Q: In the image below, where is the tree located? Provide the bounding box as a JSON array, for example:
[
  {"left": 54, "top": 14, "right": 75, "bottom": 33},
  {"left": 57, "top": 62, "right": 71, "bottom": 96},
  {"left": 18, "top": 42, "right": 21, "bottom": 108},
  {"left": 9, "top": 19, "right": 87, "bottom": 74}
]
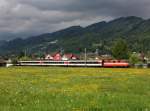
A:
[
  {"left": 18, "top": 51, "right": 25, "bottom": 59},
  {"left": 129, "top": 53, "right": 141, "bottom": 65},
  {"left": 19, "top": 56, "right": 31, "bottom": 61},
  {"left": 111, "top": 39, "right": 129, "bottom": 59}
]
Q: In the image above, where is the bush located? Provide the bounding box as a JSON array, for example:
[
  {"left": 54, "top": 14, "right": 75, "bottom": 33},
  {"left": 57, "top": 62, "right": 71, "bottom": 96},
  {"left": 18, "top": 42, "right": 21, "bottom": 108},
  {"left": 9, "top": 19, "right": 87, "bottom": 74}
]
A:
[{"left": 11, "top": 58, "right": 18, "bottom": 65}]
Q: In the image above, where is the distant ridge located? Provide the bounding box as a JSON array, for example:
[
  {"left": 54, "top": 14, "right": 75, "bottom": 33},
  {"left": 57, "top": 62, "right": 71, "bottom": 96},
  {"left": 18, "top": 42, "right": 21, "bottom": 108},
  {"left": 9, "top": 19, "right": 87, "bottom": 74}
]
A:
[{"left": 0, "top": 16, "right": 150, "bottom": 55}]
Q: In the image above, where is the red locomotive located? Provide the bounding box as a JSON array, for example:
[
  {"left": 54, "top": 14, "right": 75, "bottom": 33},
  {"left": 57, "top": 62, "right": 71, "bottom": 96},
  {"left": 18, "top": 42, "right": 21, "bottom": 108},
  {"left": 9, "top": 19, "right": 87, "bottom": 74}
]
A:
[{"left": 103, "top": 60, "right": 129, "bottom": 68}]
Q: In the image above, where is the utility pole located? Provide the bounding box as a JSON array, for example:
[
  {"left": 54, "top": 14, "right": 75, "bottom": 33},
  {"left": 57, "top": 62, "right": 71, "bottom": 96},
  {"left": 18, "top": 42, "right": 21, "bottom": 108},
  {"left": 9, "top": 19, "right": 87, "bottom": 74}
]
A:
[
  {"left": 24, "top": 48, "right": 28, "bottom": 57},
  {"left": 25, "top": 49, "right": 27, "bottom": 57},
  {"left": 84, "top": 48, "right": 87, "bottom": 66}
]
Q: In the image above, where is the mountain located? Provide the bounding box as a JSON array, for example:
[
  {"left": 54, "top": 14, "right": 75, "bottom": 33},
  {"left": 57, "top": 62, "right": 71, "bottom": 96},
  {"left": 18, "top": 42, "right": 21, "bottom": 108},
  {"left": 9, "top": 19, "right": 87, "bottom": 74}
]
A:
[
  {"left": 0, "top": 40, "right": 7, "bottom": 47},
  {"left": 0, "top": 16, "right": 150, "bottom": 56}
]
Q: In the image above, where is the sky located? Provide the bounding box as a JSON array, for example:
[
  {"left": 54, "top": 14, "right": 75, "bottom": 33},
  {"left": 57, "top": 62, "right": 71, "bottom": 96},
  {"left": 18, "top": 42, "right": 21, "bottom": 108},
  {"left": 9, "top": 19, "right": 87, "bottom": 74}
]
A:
[{"left": 0, "top": 0, "right": 150, "bottom": 40}]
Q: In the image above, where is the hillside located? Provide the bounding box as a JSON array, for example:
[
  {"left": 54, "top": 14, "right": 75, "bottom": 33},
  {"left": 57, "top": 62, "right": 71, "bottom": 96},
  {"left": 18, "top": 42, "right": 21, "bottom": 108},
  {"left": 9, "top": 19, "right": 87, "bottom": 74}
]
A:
[{"left": 0, "top": 16, "right": 150, "bottom": 56}]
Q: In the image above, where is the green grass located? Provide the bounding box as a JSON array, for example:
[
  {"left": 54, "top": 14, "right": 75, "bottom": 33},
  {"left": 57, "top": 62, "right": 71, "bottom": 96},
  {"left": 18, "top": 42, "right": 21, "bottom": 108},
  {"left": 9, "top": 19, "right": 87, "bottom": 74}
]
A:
[{"left": 0, "top": 67, "right": 150, "bottom": 111}]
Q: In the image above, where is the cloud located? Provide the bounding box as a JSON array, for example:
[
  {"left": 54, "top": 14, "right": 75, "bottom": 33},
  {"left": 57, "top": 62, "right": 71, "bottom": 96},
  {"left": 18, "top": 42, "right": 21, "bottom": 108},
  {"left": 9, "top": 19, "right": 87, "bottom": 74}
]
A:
[{"left": 0, "top": 0, "right": 150, "bottom": 40}]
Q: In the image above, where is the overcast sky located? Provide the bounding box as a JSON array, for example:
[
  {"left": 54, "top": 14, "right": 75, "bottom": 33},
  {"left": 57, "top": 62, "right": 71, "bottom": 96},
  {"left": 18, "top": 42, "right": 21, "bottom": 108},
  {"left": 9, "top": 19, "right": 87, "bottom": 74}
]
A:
[{"left": 0, "top": 0, "right": 150, "bottom": 40}]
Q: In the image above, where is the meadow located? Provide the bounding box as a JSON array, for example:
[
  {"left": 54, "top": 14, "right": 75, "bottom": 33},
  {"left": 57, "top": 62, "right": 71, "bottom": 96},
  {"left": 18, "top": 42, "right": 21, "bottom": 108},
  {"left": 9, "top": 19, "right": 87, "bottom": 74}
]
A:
[{"left": 0, "top": 67, "right": 150, "bottom": 111}]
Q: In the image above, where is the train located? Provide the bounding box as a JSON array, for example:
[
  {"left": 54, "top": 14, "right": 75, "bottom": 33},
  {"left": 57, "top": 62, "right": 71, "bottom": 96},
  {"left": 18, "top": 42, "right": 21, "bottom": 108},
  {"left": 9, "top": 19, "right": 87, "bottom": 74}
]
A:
[{"left": 18, "top": 59, "right": 130, "bottom": 68}]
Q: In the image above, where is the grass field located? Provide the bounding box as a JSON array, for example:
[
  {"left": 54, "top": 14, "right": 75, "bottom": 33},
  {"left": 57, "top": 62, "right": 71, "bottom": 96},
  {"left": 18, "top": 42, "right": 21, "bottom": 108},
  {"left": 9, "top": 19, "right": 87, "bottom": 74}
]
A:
[{"left": 0, "top": 67, "right": 150, "bottom": 111}]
